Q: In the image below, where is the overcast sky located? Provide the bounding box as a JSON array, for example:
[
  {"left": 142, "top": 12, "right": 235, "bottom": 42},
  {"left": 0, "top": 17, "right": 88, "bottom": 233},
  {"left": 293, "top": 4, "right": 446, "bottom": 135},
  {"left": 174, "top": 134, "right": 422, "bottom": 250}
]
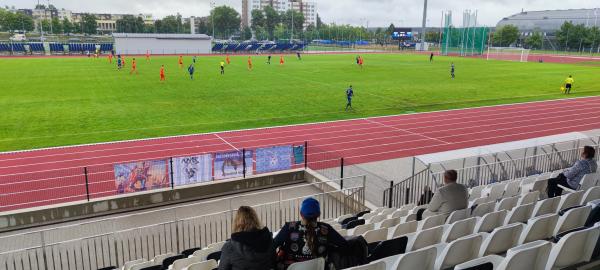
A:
[{"left": 2, "top": 0, "right": 599, "bottom": 27}]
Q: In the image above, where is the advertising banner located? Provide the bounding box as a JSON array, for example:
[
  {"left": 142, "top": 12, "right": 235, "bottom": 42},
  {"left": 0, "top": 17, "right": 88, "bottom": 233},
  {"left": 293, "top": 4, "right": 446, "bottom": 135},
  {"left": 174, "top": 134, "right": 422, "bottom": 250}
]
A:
[
  {"left": 173, "top": 154, "right": 212, "bottom": 186},
  {"left": 114, "top": 160, "right": 170, "bottom": 194},
  {"left": 256, "top": 146, "right": 292, "bottom": 173},
  {"left": 214, "top": 150, "right": 253, "bottom": 180}
]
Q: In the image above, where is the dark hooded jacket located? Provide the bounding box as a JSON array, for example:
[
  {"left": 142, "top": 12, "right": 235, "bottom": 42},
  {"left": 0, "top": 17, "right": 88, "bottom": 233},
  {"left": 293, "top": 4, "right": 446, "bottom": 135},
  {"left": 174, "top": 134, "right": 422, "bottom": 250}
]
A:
[{"left": 218, "top": 227, "right": 276, "bottom": 270}]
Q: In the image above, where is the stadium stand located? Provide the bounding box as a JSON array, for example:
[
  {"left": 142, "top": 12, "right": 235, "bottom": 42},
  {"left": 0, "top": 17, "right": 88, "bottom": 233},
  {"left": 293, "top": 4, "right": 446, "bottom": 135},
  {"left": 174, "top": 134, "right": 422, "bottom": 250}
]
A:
[
  {"left": 117, "top": 170, "right": 600, "bottom": 269},
  {"left": 210, "top": 42, "right": 306, "bottom": 53},
  {"left": 49, "top": 43, "right": 65, "bottom": 54},
  {"left": 100, "top": 43, "right": 114, "bottom": 53},
  {"left": 28, "top": 42, "right": 45, "bottom": 54}
]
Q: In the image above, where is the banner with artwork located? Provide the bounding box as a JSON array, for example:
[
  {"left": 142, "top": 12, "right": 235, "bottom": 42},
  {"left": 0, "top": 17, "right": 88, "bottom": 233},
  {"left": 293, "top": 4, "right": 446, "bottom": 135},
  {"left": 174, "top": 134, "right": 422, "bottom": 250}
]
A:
[
  {"left": 256, "top": 146, "right": 292, "bottom": 173},
  {"left": 114, "top": 160, "right": 170, "bottom": 194},
  {"left": 293, "top": 145, "right": 304, "bottom": 165},
  {"left": 173, "top": 154, "right": 212, "bottom": 186},
  {"left": 214, "top": 150, "right": 253, "bottom": 180}
]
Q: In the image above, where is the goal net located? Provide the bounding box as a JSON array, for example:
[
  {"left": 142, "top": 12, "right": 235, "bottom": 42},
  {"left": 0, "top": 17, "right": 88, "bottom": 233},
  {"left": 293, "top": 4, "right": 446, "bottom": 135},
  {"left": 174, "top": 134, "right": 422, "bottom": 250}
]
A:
[{"left": 486, "top": 47, "right": 530, "bottom": 62}]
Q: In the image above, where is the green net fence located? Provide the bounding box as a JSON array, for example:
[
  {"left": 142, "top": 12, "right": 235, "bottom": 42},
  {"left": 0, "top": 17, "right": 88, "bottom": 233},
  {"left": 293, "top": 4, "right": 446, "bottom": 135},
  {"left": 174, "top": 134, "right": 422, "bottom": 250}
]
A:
[{"left": 441, "top": 26, "right": 489, "bottom": 56}]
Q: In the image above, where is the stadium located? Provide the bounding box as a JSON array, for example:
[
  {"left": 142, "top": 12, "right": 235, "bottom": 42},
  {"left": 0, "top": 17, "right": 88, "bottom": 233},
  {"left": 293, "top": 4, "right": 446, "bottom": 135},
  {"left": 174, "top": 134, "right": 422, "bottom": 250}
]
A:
[{"left": 1, "top": 1, "right": 600, "bottom": 270}]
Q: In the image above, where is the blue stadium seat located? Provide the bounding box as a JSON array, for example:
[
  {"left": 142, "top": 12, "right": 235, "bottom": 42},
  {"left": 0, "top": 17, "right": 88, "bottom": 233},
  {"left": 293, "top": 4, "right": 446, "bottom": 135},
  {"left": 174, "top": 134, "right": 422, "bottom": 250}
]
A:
[
  {"left": 29, "top": 43, "right": 44, "bottom": 52},
  {"left": 224, "top": 44, "right": 238, "bottom": 52},
  {"left": 11, "top": 43, "right": 26, "bottom": 52},
  {"left": 212, "top": 43, "right": 224, "bottom": 51},
  {"left": 0, "top": 43, "right": 11, "bottom": 52},
  {"left": 49, "top": 43, "right": 64, "bottom": 53}
]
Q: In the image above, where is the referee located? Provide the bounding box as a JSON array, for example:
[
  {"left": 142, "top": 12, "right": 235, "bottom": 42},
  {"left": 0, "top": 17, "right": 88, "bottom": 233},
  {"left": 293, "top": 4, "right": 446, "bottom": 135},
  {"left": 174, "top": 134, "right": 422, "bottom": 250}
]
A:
[
  {"left": 565, "top": 75, "right": 574, "bottom": 94},
  {"left": 345, "top": 85, "right": 354, "bottom": 111}
]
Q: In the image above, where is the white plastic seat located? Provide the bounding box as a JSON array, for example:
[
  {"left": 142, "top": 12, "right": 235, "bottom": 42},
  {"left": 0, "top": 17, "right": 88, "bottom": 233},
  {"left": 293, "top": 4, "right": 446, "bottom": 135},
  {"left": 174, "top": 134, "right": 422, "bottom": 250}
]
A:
[
  {"left": 380, "top": 208, "right": 396, "bottom": 217},
  {"left": 504, "top": 203, "right": 534, "bottom": 225},
  {"left": 350, "top": 223, "right": 375, "bottom": 236},
  {"left": 447, "top": 209, "right": 470, "bottom": 224},
  {"left": 455, "top": 240, "right": 552, "bottom": 270},
  {"left": 363, "top": 228, "right": 388, "bottom": 244},
  {"left": 469, "top": 197, "right": 490, "bottom": 208},
  {"left": 400, "top": 213, "right": 418, "bottom": 223},
  {"left": 561, "top": 173, "right": 599, "bottom": 193},
  {"left": 406, "top": 225, "right": 445, "bottom": 252},
  {"left": 442, "top": 217, "right": 477, "bottom": 243},
  {"left": 495, "top": 196, "right": 519, "bottom": 212},
  {"left": 288, "top": 257, "right": 325, "bottom": 270},
  {"left": 557, "top": 191, "right": 585, "bottom": 211},
  {"left": 191, "top": 246, "right": 219, "bottom": 261},
  {"left": 399, "top": 203, "right": 415, "bottom": 212},
  {"left": 531, "top": 197, "right": 560, "bottom": 217},
  {"left": 471, "top": 201, "right": 496, "bottom": 217},
  {"left": 504, "top": 180, "right": 521, "bottom": 198},
  {"left": 152, "top": 253, "right": 175, "bottom": 265},
  {"left": 377, "top": 217, "right": 401, "bottom": 229},
  {"left": 530, "top": 179, "right": 548, "bottom": 199},
  {"left": 546, "top": 225, "right": 600, "bottom": 270},
  {"left": 469, "top": 185, "right": 487, "bottom": 201},
  {"left": 434, "top": 233, "right": 484, "bottom": 270},
  {"left": 479, "top": 223, "right": 524, "bottom": 256},
  {"left": 374, "top": 245, "right": 437, "bottom": 270},
  {"left": 130, "top": 261, "right": 155, "bottom": 270},
  {"left": 418, "top": 214, "right": 448, "bottom": 230},
  {"left": 344, "top": 261, "right": 385, "bottom": 270},
  {"left": 122, "top": 259, "right": 145, "bottom": 270},
  {"left": 389, "top": 209, "right": 409, "bottom": 219},
  {"left": 207, "top": 241, "right": 226, "bottom": 251},
  {"left": 517, "top": 191, "right": 539, "bottom": 205},
  {"left": 486, "top": 182, "right": 507, "bottom": 201},
  {"left": 389, "top": 220, "right": 418, "bottom": 239},
  {"left": 518, "top": 214, "right": 559, "bottom": 244},
  {"left": 582, "top": 186, "right": 600, "bottom": 205},
  {"left": 362, "top": 212, "right": 379, "bottom": 221},
  {"left": 553, "top": 205, "right": 592, "bottom": 235},
  {"left": 186, "top": 260, "right": 218, "bottom": 270},
  {"left": 171, "top": 257, "right": 203, "bottom": 270},
  {"left": 368, "top": 214, "right": 387, "bottom": 225},
  {"left": 474, "top": 210, "right": 508, "bottom": 233}
]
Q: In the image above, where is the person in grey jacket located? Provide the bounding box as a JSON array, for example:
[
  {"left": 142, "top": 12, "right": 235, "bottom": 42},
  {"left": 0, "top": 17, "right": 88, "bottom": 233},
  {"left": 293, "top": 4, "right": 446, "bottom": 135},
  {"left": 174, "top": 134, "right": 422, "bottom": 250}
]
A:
[
  {"left": 219, "top": 206, "right": 276, "bottom": 270},
  {"left": 422, "top": 170, "right": 468, "bottom": 219},
  {"left": 547, "top": 146, "right": 597, "bottom": 197}
]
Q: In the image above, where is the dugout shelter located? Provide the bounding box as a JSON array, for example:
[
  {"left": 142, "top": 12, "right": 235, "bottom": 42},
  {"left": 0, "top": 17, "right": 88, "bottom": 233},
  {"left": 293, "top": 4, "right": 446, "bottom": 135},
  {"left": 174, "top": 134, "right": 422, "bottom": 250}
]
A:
[{"left": 112, "top": 33, "right": 212, "bottom": 55}]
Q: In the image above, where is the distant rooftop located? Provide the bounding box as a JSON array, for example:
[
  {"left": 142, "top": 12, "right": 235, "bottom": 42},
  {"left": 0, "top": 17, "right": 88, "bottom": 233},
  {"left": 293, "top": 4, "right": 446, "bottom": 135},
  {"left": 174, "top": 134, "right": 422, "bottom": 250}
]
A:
[{"left": 497, "top": 8, "right": 600, "bottom": 32}]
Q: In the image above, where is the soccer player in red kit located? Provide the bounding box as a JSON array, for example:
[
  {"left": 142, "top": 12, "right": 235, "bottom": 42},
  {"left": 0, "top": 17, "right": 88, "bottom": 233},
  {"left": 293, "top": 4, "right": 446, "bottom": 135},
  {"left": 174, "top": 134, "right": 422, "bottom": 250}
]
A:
[{"left": 160, "top": 65, "right": 166, "bottom": 81}]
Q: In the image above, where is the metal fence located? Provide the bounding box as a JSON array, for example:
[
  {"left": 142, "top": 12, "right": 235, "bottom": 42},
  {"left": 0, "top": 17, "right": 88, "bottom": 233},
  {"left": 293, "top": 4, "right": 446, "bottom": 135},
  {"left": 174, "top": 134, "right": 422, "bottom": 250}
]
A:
[
  {"left": 0, "top": 177, "right": 366, "bottom": 270},
  {"left": 383, "top": 139, "right": 600, "bottom": 208}
]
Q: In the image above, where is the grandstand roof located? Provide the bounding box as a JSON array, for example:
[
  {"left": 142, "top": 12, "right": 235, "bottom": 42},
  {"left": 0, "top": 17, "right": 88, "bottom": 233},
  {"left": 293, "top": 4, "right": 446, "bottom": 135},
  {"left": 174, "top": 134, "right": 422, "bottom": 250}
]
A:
[
  {"left": 112, "top": 33, "right": 212, "bottom": 40},
  {"left": 497, "top": 8, "right": 600, "bottom": 32}
]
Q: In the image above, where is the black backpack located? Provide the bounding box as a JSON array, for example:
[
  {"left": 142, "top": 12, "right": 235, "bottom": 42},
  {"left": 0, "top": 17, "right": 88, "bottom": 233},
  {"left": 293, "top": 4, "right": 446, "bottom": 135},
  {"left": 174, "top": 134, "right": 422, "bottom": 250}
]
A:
[{"left": 327, "top": 236, "right": 368, "bottom": 270}]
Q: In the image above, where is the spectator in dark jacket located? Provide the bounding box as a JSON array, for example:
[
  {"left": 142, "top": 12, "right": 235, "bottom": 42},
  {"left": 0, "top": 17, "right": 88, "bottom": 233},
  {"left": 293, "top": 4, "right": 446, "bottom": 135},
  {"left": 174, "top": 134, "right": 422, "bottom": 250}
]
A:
[
  {"left": 274, "top": 198, "right": 348, "bottom": 269},
  {"left": 219, "top": 206, "right": 275, "bottom": 270},
  {"left": 548, "top": 146, "right": 597, "bottom": 197}
]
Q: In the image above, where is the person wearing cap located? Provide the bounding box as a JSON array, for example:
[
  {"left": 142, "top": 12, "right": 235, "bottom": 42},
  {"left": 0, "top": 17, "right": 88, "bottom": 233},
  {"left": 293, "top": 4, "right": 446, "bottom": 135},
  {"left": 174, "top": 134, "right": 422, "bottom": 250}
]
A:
[{"left": 273, "top": 198, "right": 348, "bottom": 269}]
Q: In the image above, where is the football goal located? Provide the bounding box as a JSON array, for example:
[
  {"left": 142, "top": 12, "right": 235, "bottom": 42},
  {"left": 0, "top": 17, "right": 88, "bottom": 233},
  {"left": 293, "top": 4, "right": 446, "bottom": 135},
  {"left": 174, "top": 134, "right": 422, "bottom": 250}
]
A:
[{"left": 486, "top": 47, "right": 530, "bottom": 62}]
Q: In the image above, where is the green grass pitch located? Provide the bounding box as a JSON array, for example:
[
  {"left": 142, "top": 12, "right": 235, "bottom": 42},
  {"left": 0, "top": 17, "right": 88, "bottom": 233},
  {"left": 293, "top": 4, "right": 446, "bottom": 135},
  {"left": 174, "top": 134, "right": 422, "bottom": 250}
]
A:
[{"left": 1, "top": 53, "right": 599, "bottom": 152}]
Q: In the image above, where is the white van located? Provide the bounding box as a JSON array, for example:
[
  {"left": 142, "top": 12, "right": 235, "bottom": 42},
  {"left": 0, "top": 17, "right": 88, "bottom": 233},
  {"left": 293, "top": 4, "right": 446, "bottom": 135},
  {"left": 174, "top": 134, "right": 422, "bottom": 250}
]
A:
[{"left": 9, "top": 34, "right": 27, "bottom": 41}]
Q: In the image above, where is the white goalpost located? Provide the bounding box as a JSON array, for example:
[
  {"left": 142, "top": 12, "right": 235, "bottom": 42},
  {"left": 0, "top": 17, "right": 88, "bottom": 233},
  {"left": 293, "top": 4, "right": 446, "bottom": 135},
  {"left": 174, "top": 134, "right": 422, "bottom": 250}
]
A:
[{"left": 486, "top": 47, "right": 530, "bottom": 62}]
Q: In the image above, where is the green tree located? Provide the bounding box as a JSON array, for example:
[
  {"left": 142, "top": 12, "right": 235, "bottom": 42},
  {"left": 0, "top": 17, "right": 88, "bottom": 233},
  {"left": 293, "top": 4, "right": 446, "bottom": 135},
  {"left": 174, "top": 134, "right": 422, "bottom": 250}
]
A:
[
  {"left": 157, "top": 15, "right": 179, "bottom": 33},
  {"left": 250, "top": 9, "right": 265, "bottom": 31},
  {"left": 525, "top": 31, "right": 543, "bottom": 49},
  {"left": 41, "top": 19, "right": 51, "bottom": 33},
  {"left": 263, "top": 6, "right": 279, "bottom": 40},
  {"left": 281, "top": 9, "right": 304, "bottom": 39},
  {"left": 197, "top": 20, "right": 208, "bottom": 34},
  {"left": 493, "top": 25, "right": 519, "bottom": 47},
  {"left": 80, "top": 13, "right": 97, "bottom": 35},
  {"left": 555, "top": 21, "right": 587, "bottom": 50},
  {"left": 116, "top": 15, "right": 140, "bottom": 33},
  {"left": 209, "top": 5, "right": 241, "bottom": 39},
  {"left": 386, "top": 23, "right": 396, "bottom": 36},
  {"left": 585, "top": 26, "right": 600, "bottom": 52},
  {"left": 16, "top": 12, "right": 35, "bottom": 32},
  {"left": 51, "top": 17, "right": 62, "bottom": 34},
  {"left": 62, "top": 18, "right": 73, "bottom": 34},
  {"left": 316, "top": 14, "right": 323, "bottom": 30},
  {"left": 242, "top": 25, "right": 252, "bottom": 40}
]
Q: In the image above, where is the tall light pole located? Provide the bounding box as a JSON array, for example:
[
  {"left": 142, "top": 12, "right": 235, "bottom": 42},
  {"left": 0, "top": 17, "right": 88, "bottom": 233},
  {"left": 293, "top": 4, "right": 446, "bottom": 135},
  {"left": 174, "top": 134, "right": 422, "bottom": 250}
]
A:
[
  {"left": 420, "top": 0, "right": 428, "bottom": 51},
  {"left": 210, "top": 2, "right": 216, "bottom": 38}
]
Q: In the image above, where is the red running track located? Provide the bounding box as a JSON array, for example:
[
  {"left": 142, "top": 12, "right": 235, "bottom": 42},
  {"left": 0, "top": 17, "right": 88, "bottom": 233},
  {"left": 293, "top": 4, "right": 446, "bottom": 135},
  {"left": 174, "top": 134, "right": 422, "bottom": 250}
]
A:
[{"left": 2, "top": 96, "right": 600, "bottom": 212}]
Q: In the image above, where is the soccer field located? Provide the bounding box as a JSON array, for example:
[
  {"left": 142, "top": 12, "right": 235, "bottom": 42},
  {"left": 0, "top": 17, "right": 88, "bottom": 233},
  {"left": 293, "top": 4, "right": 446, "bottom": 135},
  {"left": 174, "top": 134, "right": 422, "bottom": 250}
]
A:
[{"left": 1, "top": 53, "right": 599, "bottom": 152}]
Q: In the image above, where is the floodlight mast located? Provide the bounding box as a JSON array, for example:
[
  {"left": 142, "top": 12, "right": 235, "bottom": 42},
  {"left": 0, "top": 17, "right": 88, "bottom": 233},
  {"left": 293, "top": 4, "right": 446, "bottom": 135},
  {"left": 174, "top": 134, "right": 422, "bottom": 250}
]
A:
[{"left": 420, "top": 0, "right": 428, "bottom": 51}]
